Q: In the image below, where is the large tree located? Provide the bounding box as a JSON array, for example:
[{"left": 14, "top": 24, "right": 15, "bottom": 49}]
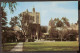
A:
[
  {"left": 19, "top": 12, "right": 34, "bottom": 39},
  {"left": 41, "top": 26, "right": 47, "bottom": 33},
  {"left": 1, "top": 2, "right": 17, "bottom": 48},
  {"left": 49, "top": 27, "right": 58, "bottom": 38},
  {"left": 9, "top": 16, "right": 19, "bottom": 28},
  {"left": 57, "top": 17, "right": 70, "bottom": 41},
  {"left": 49, "top": 17, "right": 70, "bottom": 41},
  {"left": 56, "top": 20, "right": 64, "bottom": 27},
  {"left": 19, "top": 12, "right": 30, "bottom": 31},
  {"left": 1, "top": 2, "right": 17, "bottom": 29},
  {"left": 61, "top": 17, "right": 70, "bottom": 27},
  {"left": 49, "top": 18, "right": 55, "bottom": 28},
  {"left": 1, "top": 7, "right": 7, "bottom": 31},
  {"left": 1, "top": 2, "right": 17, "bottom": 30},
  {"left": 54, "top": 18, "right": 59, "bottom": 26},
  {"left": 1, "top": 2, "right": 17, "bottom": 13},
  {"left": 53, "top": 17, "right": 70, "bottom": 27}
]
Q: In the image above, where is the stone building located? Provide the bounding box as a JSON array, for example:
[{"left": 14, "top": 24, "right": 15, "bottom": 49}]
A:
[
  {"left": 20, "top": 7, "right": 40, "bottom": 24},
  {"left": 20, "top": 8, "right": 41, "bottom": 40}
]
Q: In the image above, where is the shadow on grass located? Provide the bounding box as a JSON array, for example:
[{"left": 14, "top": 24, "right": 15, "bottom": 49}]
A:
[
  {"left": 23, "top": 46, "right": 79, "bottom": 51},
  {"left": 23, "top": 41, "right": 79, "bottom": 51},
  {"left": 2, "top": 42, "right": 18, "bottom": 52}
]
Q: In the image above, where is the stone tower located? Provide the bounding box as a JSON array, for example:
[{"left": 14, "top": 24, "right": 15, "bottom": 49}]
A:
[{"left": 33, "top": 7, "right": 35, "bottom": 13}]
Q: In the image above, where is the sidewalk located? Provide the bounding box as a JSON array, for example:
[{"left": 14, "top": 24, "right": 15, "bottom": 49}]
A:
[{"left": 10, "top": 42, "right": 23, "bottom": 52}]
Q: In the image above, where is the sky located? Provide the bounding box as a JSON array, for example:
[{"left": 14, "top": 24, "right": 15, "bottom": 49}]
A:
[{"left": 3, "top": 1, "right": 78, "bottom": 26}]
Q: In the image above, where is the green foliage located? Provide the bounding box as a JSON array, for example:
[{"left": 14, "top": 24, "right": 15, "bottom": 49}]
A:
[
  {"left": 19, "top": 13, "right": 30, "bottom": 30},
  {"left": 61, "top": 17, "right": 70, "bottom": 27},
  {"left": 41, "top": 26, "right": 47, "bottom": 33},
  {"left": 53, "top": 17, "right": 70, "bottom": 27},
  {"left": 49, "top": 18, "right": 55, "bottom": 27},
  {"left": 1, "top": 2, "right": 17, "bottom": 13},
  {"left": 49, "top": 27, "right": 58, "bottom": 38},
  {"left": 9, "top": 16, "right": 19, "bottom": 28},
  {"left": 68, "top": 30, "right": 78, "bottom": 41},
  {"left": 54, "top": 18, "right": 59, "bottom": 26},
  {"left": 1, "top": 2, "right": 17, "bottom": 31},
  {"left": 49, "top": 17, "right": 71, "bottom": 41},
  {"left": 2, "top": 28, "right": 24, "bottom": 43},
  {"left": 2, "top": 31, "right": 16, "bottom": 43},
  {"left": 19, "top": 13, "right": 35, "bottom": 38},
  {"left": 56, "top": 20, "right": 64, "bottom": 27},
  {"left": 1, "top": 7, "right": 7, "bottom": 28}
]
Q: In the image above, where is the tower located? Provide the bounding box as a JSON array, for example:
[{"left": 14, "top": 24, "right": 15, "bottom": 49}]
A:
[
  {"left": 33, "top": 7, "right": 35, "bottom": 13},
  {"left": 26, "top": 9, "right": 28, "bottom": 13},
  {"left": 33, "top": 7, "right": 36, "bottom": 23}
]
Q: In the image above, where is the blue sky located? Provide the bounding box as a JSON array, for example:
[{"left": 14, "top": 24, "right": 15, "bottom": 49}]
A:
[{"left": 4, "top": 1, "right": 78, "bottom": 26}]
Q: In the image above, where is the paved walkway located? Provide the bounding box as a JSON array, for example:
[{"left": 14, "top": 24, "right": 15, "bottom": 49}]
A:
[{"left": 10, "top": 42, "right": 23, "bottom": 52}]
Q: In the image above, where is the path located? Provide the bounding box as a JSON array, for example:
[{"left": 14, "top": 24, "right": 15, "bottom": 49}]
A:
[{"left": 10, "top": 42, "right": 23, "bottom": 52}]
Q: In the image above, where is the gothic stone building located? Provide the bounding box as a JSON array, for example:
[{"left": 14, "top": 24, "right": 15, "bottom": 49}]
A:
[{"left": 20, "top": 8, "right": 41, "bottom": 40}]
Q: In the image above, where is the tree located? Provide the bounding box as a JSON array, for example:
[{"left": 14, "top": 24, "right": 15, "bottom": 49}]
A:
[
  {"left": 1, "top": 2, "right": 17, "bottom": 49},
  {"left": 68, "top": 29, "right": 78, "bottom": 41},
  {"left": 56, "top": 20, "right": 64, "bottom": 27},
  {"left": 49, "top": 18, "right": 55, "bottom": 27},
  {"left": 1, "top": 8, "right": 7, "bottom": 48},
  {"left": 1, "top": 2, "right": 17, "bottom": 13},
  {"left": 54, "top": 18, "right": 59, "bottom": 26},
  {"left": 1, "top": 2, "right": 17, "bottom": 27},
  {"left": 41, "top": 26, "right": 47, "bottom": 33},
  {"left": 53, "top": 17, "right": 70, "bottom": 27},
  {"left": 1, "top": 2, "right": 17, "bottom": 31},
  {"left": 58, "top": 28, "right": 66, "bottom": 41},
  {"left": 19, "top": 13, "right": 29, "bottom": 30},
  {"left": 61, "top": 17, "right": 70, "bottom": 27},
  {"left": 55, "top": 17, "right": 70, "bottom": 41},
  {"left": 48, "top": 17, "right": 70, "bottom": 41},
  {"left": 19, "top": 12, "right": 34, "bottom": 39},
  {"left": 49, "top": 27, "right": 58, "bottom": 39},
  {"left": 9, "top": 16, "right": 19, "bottom": 28},
  {"left": 1, "top": 7, "right": 7, "bottom": 31},
  {"left": 48, "top": 18, "right": 57, "bottom": 39}
]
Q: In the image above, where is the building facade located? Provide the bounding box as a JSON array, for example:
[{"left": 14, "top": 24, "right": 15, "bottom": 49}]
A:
[
  {"left": 20, "top": 8, "right": 41, "bottom": 41},
  {"left": 20, "top": 7, "right": 40, "bottom": 24}
]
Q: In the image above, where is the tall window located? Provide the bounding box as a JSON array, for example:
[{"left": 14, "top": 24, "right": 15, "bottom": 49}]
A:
[
  {"left": 29, "top": 16, "right": 34, "bottom": 23},
  {"left": 36, "top": 14, "right": 39, "bottom": 24}
]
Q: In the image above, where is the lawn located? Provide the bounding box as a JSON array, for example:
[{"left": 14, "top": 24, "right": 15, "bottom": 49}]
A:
[
  {"left": 2, "top": 42, "right": 18, "bottom": 52},
  {"left": 23, "top": 41, "right": 79, "bottom": 51}
]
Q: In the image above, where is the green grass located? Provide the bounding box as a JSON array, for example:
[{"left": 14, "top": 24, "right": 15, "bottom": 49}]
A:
[
  {"left": 23, "top": 41, "right": 79, "bottom": 51},
  {"left": 2, "top": 42, "right": 18, "bottom": 52}
]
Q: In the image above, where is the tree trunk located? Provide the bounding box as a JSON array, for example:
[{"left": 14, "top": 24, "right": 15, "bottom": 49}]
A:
[
  {"left": 61, "top": 37, "right": 62, "bottom": 41},
  {"left": 31, "top": 34, "right": 32, "bottom": 39},
  {"left": 61, "top": 34, "right": 63, "bottom": 41}
]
